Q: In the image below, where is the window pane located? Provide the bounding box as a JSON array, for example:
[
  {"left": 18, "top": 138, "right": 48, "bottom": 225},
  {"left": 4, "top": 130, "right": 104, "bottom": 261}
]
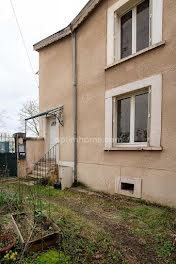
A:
[
  {"left": 135, "top": 93, "right": 148, "bottom": 142},
  {"left": 117, "top": 97, "right": 130, "bottom": 143},
  {"left": 121, "top": 11, "right": 132, "bottom": 59},
  {"left": 137, "top": 0, "right": 149, "bottom": 52}
]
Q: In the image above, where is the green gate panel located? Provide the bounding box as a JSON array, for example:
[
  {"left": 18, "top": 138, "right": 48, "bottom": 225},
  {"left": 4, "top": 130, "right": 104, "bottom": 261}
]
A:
[{"left": 0, "top": 153, "right": 17, "bottom": 177}]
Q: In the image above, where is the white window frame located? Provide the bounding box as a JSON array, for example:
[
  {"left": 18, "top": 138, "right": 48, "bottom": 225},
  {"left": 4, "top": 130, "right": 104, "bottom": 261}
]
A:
[
  {"left": 105, "top": 74, "right": 162, "bottom": 150},
  {"left": 115, "top": 1, "right": 152, "bottom": 60},
  {"left": 113, "top": 88, "right": 150, "bottom": 147},
  {"left": 107, "top": 0, "right": 163, "bottom": 65}
]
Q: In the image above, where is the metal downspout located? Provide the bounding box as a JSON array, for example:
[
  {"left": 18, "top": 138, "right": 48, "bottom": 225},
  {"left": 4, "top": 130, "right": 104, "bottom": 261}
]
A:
[{"left": 73, "top": 30, "right": 77, "bottom": 186}]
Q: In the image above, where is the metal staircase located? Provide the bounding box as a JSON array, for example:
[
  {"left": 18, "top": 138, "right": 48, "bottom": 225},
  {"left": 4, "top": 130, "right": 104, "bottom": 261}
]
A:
[{"left": 27, "top": 143, "right": 58, "bottom": 184}]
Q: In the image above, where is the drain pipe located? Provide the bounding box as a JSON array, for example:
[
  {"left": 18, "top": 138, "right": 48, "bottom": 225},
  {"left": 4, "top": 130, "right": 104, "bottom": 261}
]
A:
[{"left": 73, "top": 30, "right": 77, "bottom": 186}]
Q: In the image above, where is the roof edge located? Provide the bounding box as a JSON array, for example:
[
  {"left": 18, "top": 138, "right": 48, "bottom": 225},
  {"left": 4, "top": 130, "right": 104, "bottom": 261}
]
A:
[{"left": 33, "top": 0, "right": 103, "bottom": 51}]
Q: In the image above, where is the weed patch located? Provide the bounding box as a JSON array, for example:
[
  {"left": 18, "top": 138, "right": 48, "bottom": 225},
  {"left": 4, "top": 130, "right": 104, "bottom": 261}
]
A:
[
  {"left": 0, "top": 183, "right": 175, "bottom": 263},
  {"left": 0, "top": 189, "right": 23, "bottom": 214}
]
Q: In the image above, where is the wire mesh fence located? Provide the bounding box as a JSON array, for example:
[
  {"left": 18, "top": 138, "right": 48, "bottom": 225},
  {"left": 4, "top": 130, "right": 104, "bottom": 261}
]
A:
[{"left": 0, "top": 133, "right": 15, "bottom": 153}]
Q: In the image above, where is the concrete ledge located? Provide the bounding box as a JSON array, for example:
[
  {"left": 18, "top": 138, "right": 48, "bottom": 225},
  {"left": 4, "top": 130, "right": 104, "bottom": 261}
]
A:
[
  {"left": 105, "top": 41, "right": 166, "bottom": 70},
  {"left": 104, "top": 146, "right": 163, "bottom": 151},
  {"left": 59, "top": 161, "right": 74, "bottom": 168}
]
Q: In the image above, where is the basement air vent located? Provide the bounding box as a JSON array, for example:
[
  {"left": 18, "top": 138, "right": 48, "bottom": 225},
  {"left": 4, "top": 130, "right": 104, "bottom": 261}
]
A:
[
  {"left": 121, "top": 182, "right": 134, "bottom": 193},
  {"left": 116, "top": 176, "right": 142, "bottom": 198}
]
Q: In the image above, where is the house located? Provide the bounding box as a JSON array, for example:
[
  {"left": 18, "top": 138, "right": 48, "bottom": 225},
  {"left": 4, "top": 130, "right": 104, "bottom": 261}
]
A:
[{"left": 31, "top": 0, "right": 176, "bottom": 207}]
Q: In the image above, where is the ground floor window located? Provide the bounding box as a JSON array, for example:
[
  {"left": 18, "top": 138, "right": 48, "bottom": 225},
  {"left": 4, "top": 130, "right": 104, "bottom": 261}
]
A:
[
  {"left": 105, "top": 74, "right": 162, "bottom": 150},
  {"left": 114, "top": 89, "right": 149, "bottom": 145}
]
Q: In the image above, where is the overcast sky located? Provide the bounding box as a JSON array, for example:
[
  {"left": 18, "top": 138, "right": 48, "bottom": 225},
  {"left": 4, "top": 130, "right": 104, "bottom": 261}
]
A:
[{"left": 0, "top": 0, "right": 88, "bottom": 134}]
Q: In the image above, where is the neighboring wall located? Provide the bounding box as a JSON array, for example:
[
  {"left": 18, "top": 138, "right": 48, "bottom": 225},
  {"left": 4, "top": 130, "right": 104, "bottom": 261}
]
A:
[
  {"left": 39, "top": 0, "right": 176, "bottom": 207},
  {"left": 25, "top": 138, "right": 45, "bottom": 174},
  {"left": 18, "top": 137, "right": 44, "bottom": 178}
]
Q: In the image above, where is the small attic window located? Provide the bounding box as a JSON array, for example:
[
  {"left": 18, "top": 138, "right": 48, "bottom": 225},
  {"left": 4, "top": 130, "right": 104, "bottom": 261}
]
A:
[{"left": 121, "top": 182, "right": 134, "bottom": 192}]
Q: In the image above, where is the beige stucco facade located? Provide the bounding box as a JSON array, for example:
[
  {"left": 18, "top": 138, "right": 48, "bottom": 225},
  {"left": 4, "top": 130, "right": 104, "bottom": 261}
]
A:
[
  {"left": 36, "top": 0, "right": 176, "bottom": 207},
  {"left": 17, "top": 136, "right": 44, "bottom": 178},
  {"left": 25, "top": 138, "right": 45, "bottom": 174}
]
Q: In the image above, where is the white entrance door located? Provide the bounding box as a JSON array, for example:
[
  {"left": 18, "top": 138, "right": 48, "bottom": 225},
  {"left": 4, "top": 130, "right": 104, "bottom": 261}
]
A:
[{"left": 48, "top": 118, "right": 57, "bottom": 150}]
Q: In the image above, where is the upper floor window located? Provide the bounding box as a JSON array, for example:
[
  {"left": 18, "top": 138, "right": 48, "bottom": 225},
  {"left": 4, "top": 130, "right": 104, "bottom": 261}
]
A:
[
  {"left": 107, "top": 0, "right": 163, "bottom": 65},
  {"left": 115, "top": 0, "right": 150, "bottom": 60},
  {"left": 136, "top": 0, "right": 150, "bottom": 52},
  {"left": 120, "top": 10, "right": 133, "bottom": 59},
  {"left": 120, "top": 0, "right": 150, "bottom": 59}
]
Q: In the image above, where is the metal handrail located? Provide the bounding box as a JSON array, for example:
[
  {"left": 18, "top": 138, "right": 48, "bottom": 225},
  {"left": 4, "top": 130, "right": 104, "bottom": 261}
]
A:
[
  {"left": 33, "top": 143, "right": 58, "bottom": 181},
  {"left": 34, "top": 143, "right": 58, "bottom": 166}
]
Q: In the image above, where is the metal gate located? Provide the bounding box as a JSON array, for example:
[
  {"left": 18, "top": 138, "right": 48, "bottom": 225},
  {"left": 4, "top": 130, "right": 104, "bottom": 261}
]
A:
[{"left": 0, "top": 133, "right": 17, "bottom": 178}]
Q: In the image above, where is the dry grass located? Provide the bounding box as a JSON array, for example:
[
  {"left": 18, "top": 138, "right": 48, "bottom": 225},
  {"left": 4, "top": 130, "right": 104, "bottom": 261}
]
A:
[{"left": 0, "top": 182, "right": 175, "bottom": 264}]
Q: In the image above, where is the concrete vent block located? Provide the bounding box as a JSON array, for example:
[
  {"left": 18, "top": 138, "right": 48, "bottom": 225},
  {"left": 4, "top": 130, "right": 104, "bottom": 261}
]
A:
[{"left": 115, "top": 176, "right": 142, "bottom": 198}]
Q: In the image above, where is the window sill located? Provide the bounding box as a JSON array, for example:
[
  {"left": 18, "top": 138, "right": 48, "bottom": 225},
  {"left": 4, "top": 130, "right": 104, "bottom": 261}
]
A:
[
  {"left": 105, "top": 41, "right": 166, "bottom": 71},
  {"left": 104, "top": 146, "right": 163, "bottom": 151}
]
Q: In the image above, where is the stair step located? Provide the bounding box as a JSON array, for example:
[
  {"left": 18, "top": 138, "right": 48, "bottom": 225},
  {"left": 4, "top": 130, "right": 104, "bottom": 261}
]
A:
[
  {"left": 21, "top": 181, "right": 35, "bottom": 186},
  {"left": 33, "top": 168, "right": 57, "bottom": 176},
  {"left": 32, "top": 171, "right": 49, "bottom": 177},
  {"left": 37, "top": 164, "right": 56, "bottom": 168},
  {"left": 33, "top": 166, "right": 56, "bottom": 172},
  {"left": 27, "top": 174, "right": 46, "bottom": 180},
  {"left": 38, "top": 160, "right": 56, "bottom": 163}
]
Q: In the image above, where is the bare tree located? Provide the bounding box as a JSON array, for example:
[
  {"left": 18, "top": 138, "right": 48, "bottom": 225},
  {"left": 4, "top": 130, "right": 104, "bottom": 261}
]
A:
[{"left": 19, "top": 99, "right": 39, "bottom": 136}]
